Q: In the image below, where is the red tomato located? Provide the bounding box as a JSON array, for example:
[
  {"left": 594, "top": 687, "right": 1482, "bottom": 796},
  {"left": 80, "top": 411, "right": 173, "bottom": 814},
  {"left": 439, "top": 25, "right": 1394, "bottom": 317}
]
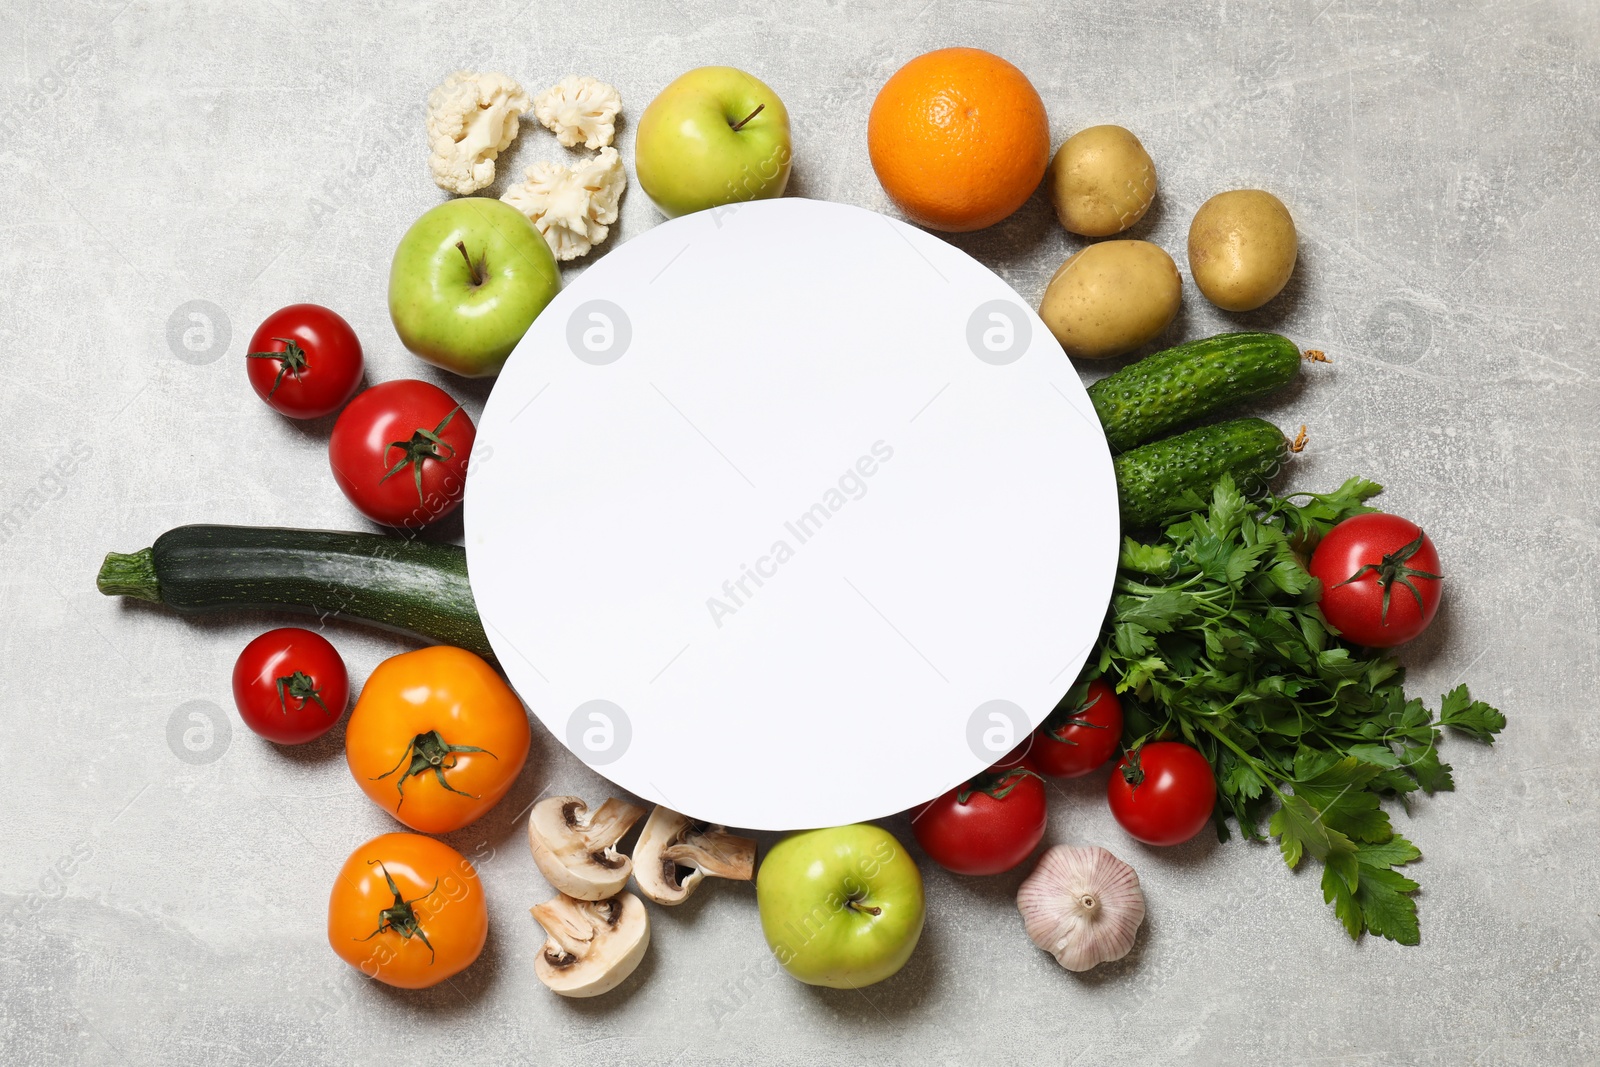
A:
[
  {"left": 231, "top": 627, "right": 350, "bottom": 744},
  {"left": 912, "top": 767, "right": 1048, "bottom": 876},
  {"left": 329, "top": 380, "right": 474, "bottom": 528},
  {"left": 1309, "top": 513, "right": 1442, "bottom": 648},
  {"left": 1107, "top": 742, "right": 1215, "bottom": 846},
  {"left": 245, "top": 304, "right": 364, "bottom": 419},
  {"left": 1031, "top": 679, "right": 1123, "bottom": 778}
]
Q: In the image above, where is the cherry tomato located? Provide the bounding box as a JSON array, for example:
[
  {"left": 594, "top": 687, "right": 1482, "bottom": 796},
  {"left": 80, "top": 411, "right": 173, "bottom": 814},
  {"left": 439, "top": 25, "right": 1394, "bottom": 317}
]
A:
[
  {"left": 345, "top": 646, "right": 530, "bottom": 834},
  {"left": 1309, "top": 513, "right": 1442, "bottom": 648},
  {"left": 245, "top": 304, "right": 364, "bottom": 419},
  {"left": 230, "top": 627, "right": 349, "bottom": 744},
  {"left": 1107, "top": 741, "right": 1216, "bottom": 846},
  {"left": 912, "top": 766, "right": 1048, "bottom": 876},
  {"left": 1030, "top": 679, "right": 1123, "bottom": 778},
  {"left": 327, "top": 832, "right": 487, "bottom": 989},
  {"left": 328, "top": 380, "right": 474, "bottom": 528}
]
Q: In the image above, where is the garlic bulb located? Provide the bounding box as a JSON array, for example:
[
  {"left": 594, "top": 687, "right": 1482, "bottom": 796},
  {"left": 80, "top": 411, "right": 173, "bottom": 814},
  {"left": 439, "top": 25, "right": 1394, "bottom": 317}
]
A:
[{"left": 1017, "top": 845, "right": 1145, "bottom": 971}]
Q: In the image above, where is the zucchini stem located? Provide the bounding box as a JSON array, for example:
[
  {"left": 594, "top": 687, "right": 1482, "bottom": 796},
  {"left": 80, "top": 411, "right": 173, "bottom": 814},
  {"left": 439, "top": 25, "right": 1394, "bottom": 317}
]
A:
[{"left": 97, "top": 549, "right": 160, "bottom": 603}]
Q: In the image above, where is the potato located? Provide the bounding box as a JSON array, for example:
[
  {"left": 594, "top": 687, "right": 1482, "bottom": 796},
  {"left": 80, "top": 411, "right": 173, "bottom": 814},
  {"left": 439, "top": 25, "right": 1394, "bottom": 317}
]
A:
[
  {"left": 1038, "top": 240, "right": 1182, "bottom": 360},
  {"left": 1187, "top": 189, "right": 1298, "bottom": 311},
  {"left": 1048, "top": 125, "right": 1157, "bottom": 237}
]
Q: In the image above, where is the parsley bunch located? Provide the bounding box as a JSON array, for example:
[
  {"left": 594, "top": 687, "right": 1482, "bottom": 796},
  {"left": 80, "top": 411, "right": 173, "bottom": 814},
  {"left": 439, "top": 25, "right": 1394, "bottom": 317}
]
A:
[{"left": 1091, "top": 475, "right": 1506, "bottom": 944}]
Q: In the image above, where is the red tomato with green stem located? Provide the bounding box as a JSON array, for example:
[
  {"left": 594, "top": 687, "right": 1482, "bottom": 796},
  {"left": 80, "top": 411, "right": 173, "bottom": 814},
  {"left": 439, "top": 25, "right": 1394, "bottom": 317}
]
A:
[
  {"left": 245, "top": 304, "right": 364, "bottom": 419},
  {"left": 232, "top": 627, "right": 350, "bottom": 744},
  {"left": 329, "top": 380, "right": 474, "bottom": 528},
  {"left": 1107, "top": 741, "right": 1216, "bottom": 846},
  {"left": 1309, "top": 513, "right": 1442, "bottom": 648},
  {"left": 1030, "top": 678, "right": 1123, "bottom": 778},
  {"left": 912, "top": 766, "right": 1048, "bottom": 876}
]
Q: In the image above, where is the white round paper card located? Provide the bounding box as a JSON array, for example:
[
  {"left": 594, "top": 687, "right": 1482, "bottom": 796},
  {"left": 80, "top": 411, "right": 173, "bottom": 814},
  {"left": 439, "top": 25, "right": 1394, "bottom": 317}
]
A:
[{"left": 466, "top": 198, "right": 1117, "bottom": 831}]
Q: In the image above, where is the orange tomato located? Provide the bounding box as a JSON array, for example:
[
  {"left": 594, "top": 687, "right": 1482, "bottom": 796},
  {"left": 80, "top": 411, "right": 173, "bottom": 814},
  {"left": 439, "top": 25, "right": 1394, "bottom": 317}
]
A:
[
  {"left": 346, "top": 646, "right": 530, "bottom": 833},
  {"left": 867, "top": 48, "right": 1050, "bottom": 232},
  {"left": 327, "top": 832, "right": 488, "bottom": 989}
]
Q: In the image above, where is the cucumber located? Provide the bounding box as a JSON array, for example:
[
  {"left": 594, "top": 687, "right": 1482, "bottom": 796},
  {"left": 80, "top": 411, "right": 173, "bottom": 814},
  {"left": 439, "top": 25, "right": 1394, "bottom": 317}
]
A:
[
  {"left": 1113, "top": 417, "right": 1290, "bottom": 529},
  {"left": 96, "top": 525, "right": 491, "bottom": 657},
  {"left": 1088, "top": 332, "right": 1309, "bottom": 452}
]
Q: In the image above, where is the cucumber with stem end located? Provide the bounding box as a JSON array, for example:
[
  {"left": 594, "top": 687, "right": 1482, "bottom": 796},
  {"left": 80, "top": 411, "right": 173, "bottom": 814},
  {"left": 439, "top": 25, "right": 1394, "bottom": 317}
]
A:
[
  {"left": 1088, "top": 332, "right": 1323, "bottom": 453},
  {"left": 1113, "top": 417, "right": 1295, "bottom": 530},
  {"left": 97, "top": 525, "right": 491, "bottom": 658}
]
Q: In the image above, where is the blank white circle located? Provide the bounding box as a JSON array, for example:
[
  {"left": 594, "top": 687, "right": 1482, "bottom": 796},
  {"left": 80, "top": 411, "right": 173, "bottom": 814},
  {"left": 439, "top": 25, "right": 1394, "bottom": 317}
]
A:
[{"left": 466, "top": 198, "right": 1117, "bottom": 831}]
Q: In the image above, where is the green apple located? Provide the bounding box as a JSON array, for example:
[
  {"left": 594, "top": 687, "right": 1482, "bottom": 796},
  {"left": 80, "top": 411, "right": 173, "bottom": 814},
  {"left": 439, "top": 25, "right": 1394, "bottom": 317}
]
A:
[
  {"left": 388, "top": 197, "right": 560, "bottom": 377},
  {"left": 756, "top": 823, "right": 924, "bottom": 989},
  {"left": 635, "top": 66, "right": 792, "bottom": 218}
]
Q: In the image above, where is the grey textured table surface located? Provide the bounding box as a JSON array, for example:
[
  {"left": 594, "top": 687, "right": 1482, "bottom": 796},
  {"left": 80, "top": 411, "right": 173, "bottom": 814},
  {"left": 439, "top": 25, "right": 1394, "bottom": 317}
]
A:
[{"left": 4, "top": 1, "right": 1597, "bottom": 1064}]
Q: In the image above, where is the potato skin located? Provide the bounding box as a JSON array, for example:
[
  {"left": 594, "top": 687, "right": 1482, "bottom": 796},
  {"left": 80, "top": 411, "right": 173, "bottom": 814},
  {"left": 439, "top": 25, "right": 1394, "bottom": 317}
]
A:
[
  {"left": 1048, "top": 126, "right": 1157, "bottom": 237},
  {"left": 1038, "top": 240, "right": 1182, "bottom": 360},
  {"left": 1187, "top": 190, "right": 1298, "bottom": 312}
]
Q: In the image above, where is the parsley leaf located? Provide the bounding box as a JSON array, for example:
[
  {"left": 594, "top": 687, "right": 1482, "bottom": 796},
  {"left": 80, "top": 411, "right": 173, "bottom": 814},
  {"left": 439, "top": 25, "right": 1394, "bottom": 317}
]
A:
[
  {"left": 1439, "top": 683, "right": 1508, "bottom": 742},
  {"left": 1119, "top": 537, "right": 1173, "bottom": 575},
  {"left": 1354, "top": 835, "right": 1421, "bottom": 869},
  {"left": 1269, "top": 794, "right": 1355, "bottom": 868},
  {"left": 1355, "top": 867, "right": 1421, "bottom": 946},
  {"left": 1087, "top": 475, "right": 1507, "bottom": 943}
]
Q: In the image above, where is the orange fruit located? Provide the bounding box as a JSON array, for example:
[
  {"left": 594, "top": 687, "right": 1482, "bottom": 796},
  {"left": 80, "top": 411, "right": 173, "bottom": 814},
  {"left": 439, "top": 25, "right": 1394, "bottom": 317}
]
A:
[{"left": 868, "top": 48, "right": 1051, "bottom": 233}]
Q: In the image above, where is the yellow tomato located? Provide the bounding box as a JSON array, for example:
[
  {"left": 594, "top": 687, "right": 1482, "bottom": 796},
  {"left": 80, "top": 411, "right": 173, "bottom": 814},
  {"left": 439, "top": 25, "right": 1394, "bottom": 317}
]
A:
[
  {"left": 327, "top": 832, "right": 487, "bottom": 989},
  {"left": 346, "top": 646, "right": 530, "bottom": 833}
]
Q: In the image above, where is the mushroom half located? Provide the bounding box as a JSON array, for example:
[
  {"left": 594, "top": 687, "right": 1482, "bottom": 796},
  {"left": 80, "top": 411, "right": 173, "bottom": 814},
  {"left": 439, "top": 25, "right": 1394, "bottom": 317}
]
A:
[
  {"left": 632, "top": 805, "right": 757, "bottom": 905},
  {"left": 530, "top": 891, "right": 650, "bottom": 997},
  {"left": 528, "top": 795, "right": 648, "bottom": 900}
]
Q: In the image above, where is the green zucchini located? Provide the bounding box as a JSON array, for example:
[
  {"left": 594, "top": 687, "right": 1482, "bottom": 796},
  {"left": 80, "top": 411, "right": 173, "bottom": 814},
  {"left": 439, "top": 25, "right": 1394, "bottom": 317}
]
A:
[
  {"left": 96, "top": 525, "right": 491, "bottom": 657},
  {"left": 1113, "top": 417, "right": 1291, "bottom": 529},
  {"left": 1088, "top": 332, "right": 1314, "bottom": 453}
]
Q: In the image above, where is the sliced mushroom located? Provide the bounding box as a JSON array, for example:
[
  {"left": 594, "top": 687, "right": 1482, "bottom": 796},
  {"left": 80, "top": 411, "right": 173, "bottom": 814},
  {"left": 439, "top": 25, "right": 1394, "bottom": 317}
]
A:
[
  {"left": 530, "top": 891, "right": 650, "bottom": 997},
  {"left": 632, "top": 805, "right": 757, "bottom": 905},
  {"left": 528, "top": 795, "right": 648, "bottom": 900}
]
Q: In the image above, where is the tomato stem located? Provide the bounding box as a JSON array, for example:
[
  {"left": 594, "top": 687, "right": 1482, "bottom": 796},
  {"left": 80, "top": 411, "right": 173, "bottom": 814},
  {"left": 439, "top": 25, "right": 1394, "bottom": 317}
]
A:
[
  {"left": 1042, "top": 684, "right": 1109, "bottom": 743},
  {"left": 275, "top": 670, "right": 329, "bottom": 716},
  {"left": 1119, "top": 746, "right": 1146, "bottom": 789},
  {"left": 245, "top": 338, "right": 309, "bottom": 396},
  {"left": 370, "top": 729, "right": 496, "bottom": 812},
  {"left": 353, "top": 861, "right": 438, "bottom": 963},
  {"left": 378, "top": 405, "right": 465, "bottom": 507},
  {"left": 957, "top": 766, "right": 1042, "bottom": 804},
  {"left": 1334, "top": 531, "right": 1441, "bottom": 624}
]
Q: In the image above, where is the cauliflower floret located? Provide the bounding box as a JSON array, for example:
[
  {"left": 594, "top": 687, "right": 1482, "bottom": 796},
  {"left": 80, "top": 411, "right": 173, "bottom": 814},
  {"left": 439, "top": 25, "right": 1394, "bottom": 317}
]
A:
[
  {"left": 501, "top": 147, "right": 626, "bottom": 261},
  {"left": 533, "top": 76, "right": 622, "bottom": 150},
  {"left": 426, "top": 70, "right": 532, "bottom": 195}
]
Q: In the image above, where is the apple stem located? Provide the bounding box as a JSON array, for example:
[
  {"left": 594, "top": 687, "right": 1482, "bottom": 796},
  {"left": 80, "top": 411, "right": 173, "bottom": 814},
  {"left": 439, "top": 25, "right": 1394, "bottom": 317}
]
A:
[
  {"left": 729, "top": 103, "right": 765, "bottom": 132},
  {"left": 846, "top": 898, "right": 881, "bottom": 916},
  {"left": 455, "top": 240, "right": 484, "bottom": 287}
]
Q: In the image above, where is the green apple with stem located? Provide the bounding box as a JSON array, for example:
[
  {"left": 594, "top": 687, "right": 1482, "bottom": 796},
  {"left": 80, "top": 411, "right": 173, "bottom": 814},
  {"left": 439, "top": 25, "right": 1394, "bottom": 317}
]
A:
[
  {"left": 635, "top": 66, "right": 792, "bottom": 218},
  {"left": 756, "top": 823, "right": 925, "bottom": 989},
  {"left": 388, "top": 197, "right": 560, "bottom": 378}
]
